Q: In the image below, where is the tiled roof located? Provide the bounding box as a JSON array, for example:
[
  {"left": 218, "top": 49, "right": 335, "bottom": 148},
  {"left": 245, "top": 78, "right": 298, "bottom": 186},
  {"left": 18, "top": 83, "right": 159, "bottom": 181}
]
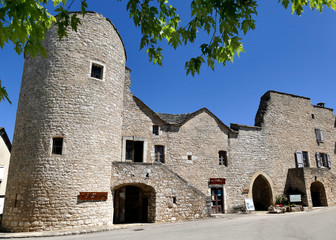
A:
[{"left": 155, "top": 113, "right": 194, "bottom": 125}]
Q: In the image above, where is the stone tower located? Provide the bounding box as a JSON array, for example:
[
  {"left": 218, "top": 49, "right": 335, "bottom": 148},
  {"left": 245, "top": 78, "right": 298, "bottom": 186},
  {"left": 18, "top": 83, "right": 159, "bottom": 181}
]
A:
[{"left": 2, "top": 12, "right": 126, "bottom": 231}]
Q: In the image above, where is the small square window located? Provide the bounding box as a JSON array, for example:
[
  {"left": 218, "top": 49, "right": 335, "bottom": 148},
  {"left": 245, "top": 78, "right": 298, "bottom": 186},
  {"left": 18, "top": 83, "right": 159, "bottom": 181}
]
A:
[
  {"left": 172, "top": 197, "right": 177, "bottom": 204},
  {"left": 52, "top": 138, "right": 63, "bottom": 155},
  {"left": 153, "top": 125, "right": 159, "bottom": 135},
  {"left": 91, "top": 63, "right": 104, "bottom": 80},
  {"left": 187, "top": 155, "right": 192, "bottom": 161}
]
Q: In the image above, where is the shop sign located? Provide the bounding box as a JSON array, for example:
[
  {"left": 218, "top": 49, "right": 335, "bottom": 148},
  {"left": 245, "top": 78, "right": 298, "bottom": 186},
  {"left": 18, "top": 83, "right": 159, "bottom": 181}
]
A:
[
  {"left": 289, "top": 194, "right": 301, "bottom": 202},
  {"left": 209, "top": 178, "right": 226, "bottom": 185},
  {"left": 79, "top": 192, "right": 108, "bottom": 201},
  {"left": 245, "top": 198, "right": 255, "bottom": 211}
]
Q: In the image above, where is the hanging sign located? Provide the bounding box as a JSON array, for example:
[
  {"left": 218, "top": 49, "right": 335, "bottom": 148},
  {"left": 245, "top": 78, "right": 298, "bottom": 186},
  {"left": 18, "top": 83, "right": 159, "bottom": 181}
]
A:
[
  {"left": 209, "top": 178, "right": 226, "bottom": 185},
  {"left": 79, "top": 192, "right": 108, "bottom": 201}
]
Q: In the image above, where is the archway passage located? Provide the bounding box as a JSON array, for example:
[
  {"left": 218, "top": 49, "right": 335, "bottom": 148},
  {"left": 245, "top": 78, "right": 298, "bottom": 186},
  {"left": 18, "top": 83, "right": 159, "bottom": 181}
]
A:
[
  {"left": 310, "top": 181, "right": 328, "bottom": 207},
  {"left": 113, "top": 184, "right": 155, "bottom": 224},
  {"left": 252, "top": 175, "right": 273, "bottom": 211}
]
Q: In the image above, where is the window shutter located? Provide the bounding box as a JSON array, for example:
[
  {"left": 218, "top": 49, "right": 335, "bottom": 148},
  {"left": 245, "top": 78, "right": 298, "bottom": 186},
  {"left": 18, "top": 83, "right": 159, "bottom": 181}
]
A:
[
  {"left": 320, "top": 130, "right": 324, "bottom": 142},
  {"left": 315, "top": 128, "right": 323, "bottom": 143},
  {"left": 327, "top": 154, "right": 332, "bottom": 169},
  {"left": 316, "top": 153, "right": 322, "bottom": 168},
  {"left": 295, "top": 151, "right": 304, "bottom": 168}
]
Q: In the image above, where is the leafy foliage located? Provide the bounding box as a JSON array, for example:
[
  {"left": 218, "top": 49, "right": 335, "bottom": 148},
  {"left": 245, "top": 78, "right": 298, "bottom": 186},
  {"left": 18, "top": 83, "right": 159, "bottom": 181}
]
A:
[
  {"left": 0, "top": 0, "right": 87, "bottom": 103},
  {"left": 0, "top": 79, "right": 11, "bottom": 103},
  {"left": 1, "top": 0, "right": 336, "bottom": 103}
]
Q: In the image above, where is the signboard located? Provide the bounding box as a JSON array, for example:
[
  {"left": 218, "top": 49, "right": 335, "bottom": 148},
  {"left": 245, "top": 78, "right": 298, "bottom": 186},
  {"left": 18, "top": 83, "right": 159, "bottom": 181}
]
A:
[
  {"left": 289, "top": 194, "right": 301, "bottom": 203},
  {"left": 242, "top": 189, "right": 249, "bottom": 194},
  {"left": 209, "top": 178, "right": 226, "bottom": 185},
  {"left": 79, "top": 192, "right": 108, "bottom": 201},
  {"left": 245, "top": 198, "right": 255, "bottom": 211}
]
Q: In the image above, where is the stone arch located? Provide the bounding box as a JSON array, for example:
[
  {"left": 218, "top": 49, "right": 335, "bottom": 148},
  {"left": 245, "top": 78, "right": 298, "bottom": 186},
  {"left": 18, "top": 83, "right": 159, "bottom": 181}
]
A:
[
  {"left": 113, "top": 183, "right": 156, "bottom": 224},
  {"left": 248, "top": 171, "right": 274, "bottom": 211},
  {"left": 310, "top": 181, "right": 328, "bottom": 207}
]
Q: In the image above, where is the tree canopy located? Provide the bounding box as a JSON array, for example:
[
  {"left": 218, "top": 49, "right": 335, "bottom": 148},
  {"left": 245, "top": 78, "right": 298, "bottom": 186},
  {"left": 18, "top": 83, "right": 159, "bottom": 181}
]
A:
[{"left": 0, "top": 0, "right": 336, "bottom": 103}]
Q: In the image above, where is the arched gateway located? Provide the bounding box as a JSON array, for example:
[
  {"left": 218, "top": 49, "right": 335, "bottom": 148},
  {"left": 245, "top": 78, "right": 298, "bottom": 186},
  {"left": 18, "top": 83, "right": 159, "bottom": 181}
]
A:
[
  {"left": 310, "top": 181, "right": 328, "bottom": 207},
  {"left": 113, "top": 184, "right": 156, "bottom": 224},
  {"left": 251, "top": 174, "right": 273, "bottom": 210}
]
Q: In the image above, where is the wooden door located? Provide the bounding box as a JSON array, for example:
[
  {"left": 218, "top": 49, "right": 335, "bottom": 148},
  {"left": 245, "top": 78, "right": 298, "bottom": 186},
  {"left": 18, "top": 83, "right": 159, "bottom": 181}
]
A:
[{"left": 211, "top": 188, "right": 224, "bottom": 214}]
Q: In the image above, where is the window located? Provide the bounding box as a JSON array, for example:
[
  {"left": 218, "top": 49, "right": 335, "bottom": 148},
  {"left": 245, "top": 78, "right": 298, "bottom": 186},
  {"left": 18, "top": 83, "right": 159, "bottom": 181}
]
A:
[
  {"left": 52, "top": 137, "right": 63, "bottom": 155},
  {"left": 153, "top": 125, "right": 159, "bottom": 135},
  {"left": 315, "top": 152, "right": 331, "bottom": 169},
  {"left": 295, "top": 151, "right": 309, "bottom": 168},
  {"left": 315, "top": 128, "right": 324, "bottom": 143},
  {"left": 219, "top": 151, "right": 228, "bottom": 166},
  {"left": 187, "top": 155, "right": 192, "bottom": 161},
  {"left": 126, "top": 140, "right": 144, "bottom": 162},
  {"left": 90, "top": 62, "right": 104, "bottom": 80},
  {"left": 155, "top": 145, "right": 165, "bottom": 163},
  {"left": 311, "top": 114, "right": 315, "bottom": 119},
  {"left": 172, "top": 197, "right": 177, "bottom": 204}
]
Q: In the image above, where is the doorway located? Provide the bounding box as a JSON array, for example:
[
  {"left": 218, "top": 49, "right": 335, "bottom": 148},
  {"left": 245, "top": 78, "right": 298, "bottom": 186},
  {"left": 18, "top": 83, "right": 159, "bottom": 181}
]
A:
[
  {"left": 310, "top": 181, "right": 328, "bottom": 207},
  {"left": 211, "top": 188, "right": 224, "bottom": 214},
  {"left": 252, "top": 175, "right": 273, "bottom": 210},
  {"left": 113, "top": 184, "right": 155, "bottom": 224}
]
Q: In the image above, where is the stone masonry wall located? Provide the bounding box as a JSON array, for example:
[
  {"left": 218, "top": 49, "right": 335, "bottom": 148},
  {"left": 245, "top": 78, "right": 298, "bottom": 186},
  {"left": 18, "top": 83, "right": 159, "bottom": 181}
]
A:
[
  {"left": 2, "top": 12, "right": 126, "bottom": 232},
  {"left": 122, "top": 78, "right": 230, "bottom": 197},
  {"left": 255, "top": 91, "right": 336, "bottom": 207},
  {"left": 227, "top": 125, "right": 271, "bottom": 211},
  {"left": 162, "top": 111, "right": 230, "bottom": 195},
  {"left": 112, "top": 162, "right": 207, "bottom": 222}
]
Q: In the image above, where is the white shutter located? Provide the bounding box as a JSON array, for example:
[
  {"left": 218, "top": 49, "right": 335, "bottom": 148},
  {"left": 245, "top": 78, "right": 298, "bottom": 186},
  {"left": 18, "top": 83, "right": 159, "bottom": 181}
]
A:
[
  {"left": 316, "top": 153, "right": 322, "bottom": 168},
  {"left": 295, "top": 151, "right": 304, "bottom": 168},
  {"left": 315, "top": 128, "right": 324, "bottom": 143},
  {"left": 327, "top": 154, "right": 332, "bottom": 169}
]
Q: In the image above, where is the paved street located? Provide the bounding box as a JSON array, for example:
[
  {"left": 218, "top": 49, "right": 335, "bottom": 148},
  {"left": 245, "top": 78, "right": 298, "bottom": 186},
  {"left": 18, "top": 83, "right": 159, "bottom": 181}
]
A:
[{"left": 22, "top": 207, "right": 336, "bottom": 240}]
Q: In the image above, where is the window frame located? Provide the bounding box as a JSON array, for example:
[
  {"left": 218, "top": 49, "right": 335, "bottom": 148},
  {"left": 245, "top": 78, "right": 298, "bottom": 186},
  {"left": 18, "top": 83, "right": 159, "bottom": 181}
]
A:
[
  {"left": 89, "top": 60, "right": 106, "bottom": 81},
  {"left": 152, "top": 125, "right": 159, "bottom": 136},
  {"left": 154, "top": 145, "right": 165, "bottom": 163},
  {"left": 52, "top": 137, "right": 64, "bottom": 155},
  {"left": 315, "top": 152, "right": 331, "bottom": 169},
  {"left": 218, "top": 151, "right": 228, "bottom": 167},
  {"left": 295, "top": 151, "right": 309, "bottom": 168}
]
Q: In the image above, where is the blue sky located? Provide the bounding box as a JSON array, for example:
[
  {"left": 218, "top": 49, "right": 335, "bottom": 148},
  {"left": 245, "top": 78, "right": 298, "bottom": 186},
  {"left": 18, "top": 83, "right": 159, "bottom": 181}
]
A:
[{"left": 1, "top": 0, "right": 336, "bottom": 141}]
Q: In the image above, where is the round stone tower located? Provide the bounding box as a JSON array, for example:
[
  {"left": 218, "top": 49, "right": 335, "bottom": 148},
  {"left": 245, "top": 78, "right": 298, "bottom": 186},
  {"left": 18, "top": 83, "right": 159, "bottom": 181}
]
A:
[{"left": 2, "top": 12, "right": 126, "bottom": 232}]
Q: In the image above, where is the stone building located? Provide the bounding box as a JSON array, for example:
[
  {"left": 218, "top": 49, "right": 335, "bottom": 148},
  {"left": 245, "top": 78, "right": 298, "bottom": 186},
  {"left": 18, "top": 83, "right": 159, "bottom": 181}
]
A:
[
  {"left": 0, "top": 128, "right": 11, "bottom": 216},
  {"left": 2, "top": 12, "right": 336, "bottom": 232}
]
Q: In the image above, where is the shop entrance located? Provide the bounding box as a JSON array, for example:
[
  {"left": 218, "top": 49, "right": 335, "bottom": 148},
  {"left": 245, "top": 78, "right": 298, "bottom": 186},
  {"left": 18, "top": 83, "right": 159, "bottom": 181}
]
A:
[
  {"left": 310, "top": 181, "right": 328, "bottom": 207},
  {"left": 113, "top": 184, "right": 155, "bottom": 224},
  {"left": 252, "top": 175, "right": 273, "bottom": 210},
  {"left": 211, "top": 188, "right": 224, "bottom": 214}
]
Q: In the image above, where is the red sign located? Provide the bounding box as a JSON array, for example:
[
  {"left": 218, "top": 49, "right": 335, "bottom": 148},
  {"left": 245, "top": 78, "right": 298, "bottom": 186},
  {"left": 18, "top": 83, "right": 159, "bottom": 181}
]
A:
[
  {"left": 79, "top": 192, "right": 108, "bottom": 201},
  {"left": 209, "top": 178, "right": 226, "bottom": 185}
]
